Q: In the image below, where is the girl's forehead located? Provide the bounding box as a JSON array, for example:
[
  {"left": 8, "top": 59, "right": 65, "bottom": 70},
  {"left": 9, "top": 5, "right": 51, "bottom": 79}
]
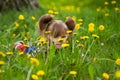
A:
[
  {"left": 48, "top": 20, "right": 68, "bottom": 30},
  {"left": 48, "top": 21, "right": 68, "bottom": 38}
]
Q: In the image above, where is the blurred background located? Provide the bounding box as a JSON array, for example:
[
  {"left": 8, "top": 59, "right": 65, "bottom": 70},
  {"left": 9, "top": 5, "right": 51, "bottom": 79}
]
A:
[
  {"left": 0, "top": 1, "right": 120, "bottom": 80},
  {"left": 0, "top": 0, "right": 120, "bottom": 11},
  {"left": 0, "top": 0, "right": 119, "bottom": 22},
  {"left": 0, "top": 0, "right": 120, "bottom": 40}
]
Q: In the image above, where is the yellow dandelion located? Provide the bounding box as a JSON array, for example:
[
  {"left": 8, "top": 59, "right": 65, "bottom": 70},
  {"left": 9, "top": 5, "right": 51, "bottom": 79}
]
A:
[
  {"left": 18, "top": 14, "right": 24, "bottom": 20},
  {"left": 78, "top": 43, "right": 84, "bottom": 47},
  {"left": 30, "top": 58, "right": 39, "bottom": 66},
  {"left": 67, "top": 30, "right": 72, "bottom": 34},
  {"left": 102, "top": 72, "right": 109, "bottom": 80},
  {"left": 45, "top": 31, "right": 51, "bottom": 34},
  {"left": 111, "top": 0, "right": 116, "bottom": 4},
  {"left": 57, "top": 37, "right": 65, "bottom": 42},
  {"left": 61, "top": 43, "right": 70, "bottom": 48},
  {"left": 37, "top": 70, "right": 45, "bottom": 76},
  {"left": 48, "top": 9, "right": 54, "bottom": 14},
  {"left": 0, "top": 69, "right": 4, "bottom": 73},
  {"left": 73, "top": 32, "right": 77, "bottom": 35},
  {"left": 24, "top": 37, "right": 28, "bottom": 41},
  {"left": 61, "top": 6, "right": 75, "bottom": 11},
  {"left": 19, "top": 52, "right": 24, "bottom": 55},
  {"left": 93, "top": 57, "right": 96, "bottom": 62},
  {"left": 62, "top": 6, "right": 70, "bottom": 10},
  {"left": 72, "top": 16, "right": 76, "bottom": 21},
  {"left": 96, "top": 7, "right": 101, "bottom": 12},
  {"left": 66, "top": 16, "right": 69, "bottom": 20},
  {"left": 78, "top": 18, "right": 83, "bottom": 22},
  {"left": 80, "top": 36, "right": 89, "bottom": 40},
  {"left": 14, "top": 21, "right": 19, "bottom": 28},
  {"left": 43, "top": 41, "right": 48, "bottom": 44},
  {"left": 32, "top": 74, "right": 39, "bottom": 80},
  {"left": 115, "top": 7, "right": 119, "bottom": 11},
  {"left": 104, "top": 1, "right": 109, "bottom": 5},
  {"left": 99, "top": 25, "right": 105, "bottom": 31},
  {"left": 39, "top": 37, "right": 45, "bottom": 42},
  {"left": 75, "top": 40, "right": 79, "bottom": 43},
  {"left": 0, "top": 60, "right": 5, "bottom": 65},
  {"left": 69, "top": 71, "right": 77, "bottom": 75},
  {"left": 0, "top": 51, "right": 6, "bottom": 57},
  {"left": 38, "top": 41, "right": 47, "bottom": 46},
  {"left": 80, "top": 22, "right": 83, "bottom": 25},
  {"left": 75, "top": 24, "right": 80, "bottom": 30},
  {"left": 31, "top": 16, "right": 36, "bottom": 20},
  {"left": 37, "top": 42, "right": 43, "bottom": 47},
  {"left": 115, "top": 70, "right": 120, "bottom": 78},
  {"left": 92, "top": 34, "right": 100, "bottom": 39},
  {"left": 105, "top": 13, "right": 109, "bottom": 17},
  {"left": 115, "top": 59, "right": 120, "bottom": 65},
  {"left": 12, "top": 33, "right": 16, "bottom": 37},
  {"left": 26, "top": 32, "right": 30, "bottom": 37},
  {"left": 6, "top": 52, "right": 13, "bottom": 55},
  {"left": 101, "top": 42, "right": 104, "bottom": 46},
  {"left": 24, "top": 44, "right": 29, "bottom": 47},
  {"left": 36, "top": 21, "right": 39, "bottom": 26},
  {"left": 26, "top": 54, "right": 31, "bottom": 59},
  {"left": 53, "top": 11, "right": 59, "bottom": 15},
  {"left": 88, "top": 23, "right": 95, "bottom": 32}
]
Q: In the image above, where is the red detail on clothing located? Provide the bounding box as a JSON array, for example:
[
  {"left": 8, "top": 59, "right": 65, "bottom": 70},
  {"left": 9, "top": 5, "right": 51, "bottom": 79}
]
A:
[{"left": 17, "top": 45, "right": 26, "bottom": 52}]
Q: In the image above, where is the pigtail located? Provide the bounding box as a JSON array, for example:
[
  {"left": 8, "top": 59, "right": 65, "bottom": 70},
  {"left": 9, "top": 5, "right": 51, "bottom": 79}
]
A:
[
  {"left": 65, "top": 17, "right": 75, "bottom": 31},
  {"left": 39, "top": 14, "right": 54, "bottom": 31}
]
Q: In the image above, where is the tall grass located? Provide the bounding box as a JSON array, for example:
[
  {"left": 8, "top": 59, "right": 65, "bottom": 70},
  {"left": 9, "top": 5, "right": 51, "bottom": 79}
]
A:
[{"left": 0, "top": 0, "right": 120, "bottom": 80}]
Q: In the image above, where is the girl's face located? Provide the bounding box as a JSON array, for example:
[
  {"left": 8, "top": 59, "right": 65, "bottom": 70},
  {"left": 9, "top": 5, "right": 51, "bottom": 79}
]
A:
[
  {"left": 46, "top": 35, "right": 68, "bottom": 48},
  {"left": 45, "top": 21, "right": 69, "bottom": 48},
  {"left": 38, "top": 14, "right": 75, "bottom": 48}
]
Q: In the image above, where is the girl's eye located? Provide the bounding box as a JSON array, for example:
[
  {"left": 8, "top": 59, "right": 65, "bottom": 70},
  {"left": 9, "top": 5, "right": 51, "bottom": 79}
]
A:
[{"left": 61, "top": 35, "right": 66, "bottom": 38}]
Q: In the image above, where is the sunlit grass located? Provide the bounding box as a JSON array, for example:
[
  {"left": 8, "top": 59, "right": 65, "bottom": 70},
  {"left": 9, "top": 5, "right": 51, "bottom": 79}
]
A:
[{"left": 0, "top": 0, "right": 120, "bottom": 80}]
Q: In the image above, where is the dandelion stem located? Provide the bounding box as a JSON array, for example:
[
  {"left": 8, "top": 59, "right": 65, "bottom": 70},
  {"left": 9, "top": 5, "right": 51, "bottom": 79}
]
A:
[
  {"left": 76, "top": 49, "right": 82, "bottom": 65},
  {"left": 72, "top": 37, "right": 74, "bottom": 53},
  {"left": 26, "top": 65, "right": 34, "bottom": 80},
  {"left": 97, "top": 58, "right": 114, "bottom": 62},
  {"left": 82, "top": 39, "right": 95, "bottom": 63}
]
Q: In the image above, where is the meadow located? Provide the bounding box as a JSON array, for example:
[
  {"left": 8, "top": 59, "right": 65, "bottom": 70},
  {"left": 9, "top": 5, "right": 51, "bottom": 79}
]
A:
[{"left": 0, "top": 0, "right": 120, "bottom": 80}]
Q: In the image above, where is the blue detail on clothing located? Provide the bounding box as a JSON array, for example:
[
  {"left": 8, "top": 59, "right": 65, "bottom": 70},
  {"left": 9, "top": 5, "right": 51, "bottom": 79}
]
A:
[{"left": 24, "top": 44, "right": 35, "bottom": 54}]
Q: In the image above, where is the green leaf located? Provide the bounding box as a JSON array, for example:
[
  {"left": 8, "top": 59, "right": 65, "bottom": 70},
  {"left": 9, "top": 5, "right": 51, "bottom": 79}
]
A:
[
  {"left": 88, "top": 64, "right": 94, "bottom": 80},
  {"left": 49, "top": 43, "right": 56, "bottom": 63}
]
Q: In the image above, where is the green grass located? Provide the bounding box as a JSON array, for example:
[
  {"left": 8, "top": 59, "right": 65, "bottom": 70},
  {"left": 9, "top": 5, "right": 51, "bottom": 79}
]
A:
[{"left": 0, "top": 0, "right": 120, "bottom": 80}]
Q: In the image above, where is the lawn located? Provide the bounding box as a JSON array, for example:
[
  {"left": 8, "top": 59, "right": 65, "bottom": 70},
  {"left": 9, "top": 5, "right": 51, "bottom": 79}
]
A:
[{"left": 0, "top": 0, "right": 120, "bottom": 80}]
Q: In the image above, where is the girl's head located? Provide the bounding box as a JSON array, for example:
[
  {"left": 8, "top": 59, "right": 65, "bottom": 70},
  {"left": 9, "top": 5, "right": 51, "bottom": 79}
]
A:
[{"left": 38, "top": 14, "right": 75, "bottom": 48}]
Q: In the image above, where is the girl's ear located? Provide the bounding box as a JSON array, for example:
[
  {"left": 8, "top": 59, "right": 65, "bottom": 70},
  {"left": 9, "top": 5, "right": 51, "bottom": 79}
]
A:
[
  {"left": 39, "top": 14, "right": 54, "bottom": 31},
  {"left": 65, "top": 17, "right": 75, "bottom": 31}
]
